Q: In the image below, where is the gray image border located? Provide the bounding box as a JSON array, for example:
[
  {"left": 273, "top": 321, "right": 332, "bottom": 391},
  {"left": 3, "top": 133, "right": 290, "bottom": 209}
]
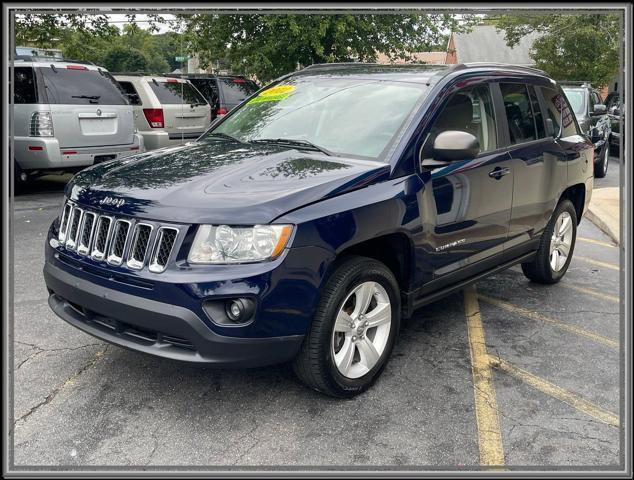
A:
[{"left": 3, "top": 2, "right": 631, "bottom": 478}]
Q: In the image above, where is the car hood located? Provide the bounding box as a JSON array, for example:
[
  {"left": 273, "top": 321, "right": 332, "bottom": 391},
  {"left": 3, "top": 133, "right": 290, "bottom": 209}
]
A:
[{"left": 67, "top": 137, "right": 390, "bottom": 224}]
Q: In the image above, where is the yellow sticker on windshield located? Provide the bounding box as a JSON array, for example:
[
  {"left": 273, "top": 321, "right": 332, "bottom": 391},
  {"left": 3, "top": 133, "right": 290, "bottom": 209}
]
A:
[{"left": 248, "top": 84, "right": 296, "bottom": 104}]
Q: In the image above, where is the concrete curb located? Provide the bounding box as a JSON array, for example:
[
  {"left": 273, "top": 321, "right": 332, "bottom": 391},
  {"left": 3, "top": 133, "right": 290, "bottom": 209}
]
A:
[{"left": 584, "top": 187, "right": 620, "bottom": 245}]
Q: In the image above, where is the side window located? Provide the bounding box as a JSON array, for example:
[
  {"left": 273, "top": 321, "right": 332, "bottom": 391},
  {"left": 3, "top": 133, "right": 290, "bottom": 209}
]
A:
[
  {"left": 539, "top": 86, "right": 580, "bottom": 138},
  {"left": 14, "top": 67, "right": 37, "bottom": 104},
  {"left": 423, "top": 84, "right": 497, "bottom": 157},
  {"left": 500, "top": 83, "right": 537, "bottom": 144},
  {"left": 117, "top": 81, "right": 142, "bottom": 105},
  {"left": 588, "top": 90, "right": 596, "bottom": 112},
  {"left": 528, "top": 85, "right": 546, "bottom": 139}
]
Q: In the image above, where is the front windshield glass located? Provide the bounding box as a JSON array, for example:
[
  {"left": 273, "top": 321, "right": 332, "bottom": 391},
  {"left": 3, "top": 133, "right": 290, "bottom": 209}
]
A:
[
  {"left": 562, "top": 88, "right": 585, "bottom": 115},
  {"left": 210, "top": 76, "right": 428, "bottom": 160}
]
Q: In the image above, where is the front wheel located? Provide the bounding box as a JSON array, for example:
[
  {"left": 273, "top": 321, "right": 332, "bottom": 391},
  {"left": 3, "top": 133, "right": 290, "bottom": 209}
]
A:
[
  {"left": 521, "top": 199, "right": 577, "bottom": 284},
  {"left": 292, "top": 256, "right": 401, "bottom": 398}
]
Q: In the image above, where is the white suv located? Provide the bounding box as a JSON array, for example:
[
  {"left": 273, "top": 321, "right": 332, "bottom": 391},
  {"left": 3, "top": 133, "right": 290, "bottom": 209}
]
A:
[
  {"left": 11, "top": 57, "right": 144, "bottom": 188},
  {"left": 113, "top": 74, "right": 211, "bottom": 151}
]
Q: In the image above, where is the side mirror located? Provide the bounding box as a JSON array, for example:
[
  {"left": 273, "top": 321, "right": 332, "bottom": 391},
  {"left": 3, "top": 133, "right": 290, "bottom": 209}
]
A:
[
  {"left": 432, "top": 130, "right": 480, "bottom": 162},
  {"left": 591, "top": 104, "right": 607, "bottom": 116},
  {"left": 545, "top": 118, "right": 556, "bottom": 137}
]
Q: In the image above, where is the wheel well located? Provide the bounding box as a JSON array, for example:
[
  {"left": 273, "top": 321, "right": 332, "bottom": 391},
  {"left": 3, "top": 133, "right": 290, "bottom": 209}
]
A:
[
  {"left": 336, "top": 233, "right": 412, "bottom": 291},
  {"left": 560, "top": 184, "right": 586, "bottom": 224}
]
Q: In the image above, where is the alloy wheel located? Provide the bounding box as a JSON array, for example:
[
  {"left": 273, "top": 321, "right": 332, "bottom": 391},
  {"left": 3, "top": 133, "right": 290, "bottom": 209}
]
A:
[
  {"left": 331, "top": 281, "right": 392, "bottom": 379},
  {"left": 549, "top": 211, "right": 574, "bottom": 272}
]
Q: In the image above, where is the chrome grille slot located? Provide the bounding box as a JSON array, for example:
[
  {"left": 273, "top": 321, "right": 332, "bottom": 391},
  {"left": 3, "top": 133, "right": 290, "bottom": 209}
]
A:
[
  {"left": 58, "top": 203, "right": 72, "bottom": 242},
  {"left": 106, "top": 219, "right": 131, "bottom": 266},
  {"left": 65, "top": 207, "right": 83, "bottom": 250},
  {"left": 76, "top": 212, "right": 96, "bottom": 256},
  {"left": 149, "top": 227, "right": 179, "bottom": 273},
  {"left": 126, "top": 223, "right": 153, "bottom": 270},
  {"left": 91, "top": 216, "right": 113, "bottom": 261}
]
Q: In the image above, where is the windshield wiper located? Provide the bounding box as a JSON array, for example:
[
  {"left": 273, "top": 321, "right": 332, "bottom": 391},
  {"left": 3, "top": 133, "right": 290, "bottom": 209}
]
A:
[
  {"left": 208, "top": 132, "right": 247, "bottom": 143},
  {"left": 251, "top": 138, "right": 332, "bottom": 156},
  {"left": 72, "top": 95, "right": 101, "bottom": 101}
]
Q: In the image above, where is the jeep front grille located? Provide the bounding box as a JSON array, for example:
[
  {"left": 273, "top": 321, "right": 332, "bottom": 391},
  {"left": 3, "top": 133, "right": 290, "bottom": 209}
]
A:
[
  {"left": 127, "top": 223, "right": 153, "bottom": 270},
  {"left": 149, "top": 227, "right": 178, "bottom": 273},
  {"left": 77, "top": 212, "right": 96, "bottom": 256},
  {"left": 59, "top": 201, "right": 180, "bottom": 273}
]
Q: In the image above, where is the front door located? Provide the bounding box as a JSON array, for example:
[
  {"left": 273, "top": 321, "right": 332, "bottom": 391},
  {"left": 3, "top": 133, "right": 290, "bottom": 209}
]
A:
[{"left": 415, "top": 82, "right": 514, "bottom": 290}]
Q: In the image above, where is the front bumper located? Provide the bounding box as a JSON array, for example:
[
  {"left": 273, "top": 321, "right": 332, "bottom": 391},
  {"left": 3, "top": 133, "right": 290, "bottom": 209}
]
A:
[{"left": 44, "top": 261, "right": 304, "bottom": 367}]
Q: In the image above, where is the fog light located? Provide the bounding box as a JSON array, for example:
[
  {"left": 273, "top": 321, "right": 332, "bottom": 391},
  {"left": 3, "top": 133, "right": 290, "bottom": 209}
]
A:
[{"left": 226, "top": 299, "right": 244, "bottom": 321}]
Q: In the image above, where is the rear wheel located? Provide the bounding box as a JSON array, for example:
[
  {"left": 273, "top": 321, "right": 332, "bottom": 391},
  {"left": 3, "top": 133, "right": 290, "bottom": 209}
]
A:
[
  {"left": 13, "top": 161, "right": 30, "bottom": 195},
  {"left": 292, "top": 256, "right": 400, "bottom": 398},
  {"left": 521, "top": 199, "right": 577, "bottom": 284}
]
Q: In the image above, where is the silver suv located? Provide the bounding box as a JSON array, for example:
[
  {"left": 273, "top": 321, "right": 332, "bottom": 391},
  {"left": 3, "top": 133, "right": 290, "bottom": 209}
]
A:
[
  {"left": 11, "top": 58, "right": 144, "bottom": 188},
  {"left": 113, "top": 74, "right": 211, "bottom": 151}
]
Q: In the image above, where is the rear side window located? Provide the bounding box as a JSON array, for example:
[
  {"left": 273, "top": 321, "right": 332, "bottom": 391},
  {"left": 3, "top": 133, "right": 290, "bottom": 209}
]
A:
[
  {"left": 188, "top": 79, "right": 219, "bottom": 107},
  {"left": 117, "top": 81, "right": 142, "bottom": 106},
  {"left": 500, "top": 83, "right": 538, "bottom": 144},
  {"left": 527, "top": 86, "right": 546, "bottom": 139},
  {"left": 540, "top": 86, "right": 581, "bottom": 138},
  {"left": 148, "top": 80, "right": 207, "bottom": 105},
  {"left": 218, "top": 78, "right": 259, "bottom": 104},
  {"left": 13, "top": 67, "right": 37, "bottom": 104},
  {"left": 38, "top": 67, "right": 128, "bottom": 105}
]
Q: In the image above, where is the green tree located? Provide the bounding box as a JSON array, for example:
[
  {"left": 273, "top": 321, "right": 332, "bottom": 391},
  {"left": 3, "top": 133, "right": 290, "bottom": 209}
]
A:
[
  {"left": 493, "top": 13, "right": 621, "bottom": 87},
  {"left": 102, "top": 46, "right": 148, "bottom": 72},
  {"left": 179, "top": 14, "right": 473, "bottom": 81}
]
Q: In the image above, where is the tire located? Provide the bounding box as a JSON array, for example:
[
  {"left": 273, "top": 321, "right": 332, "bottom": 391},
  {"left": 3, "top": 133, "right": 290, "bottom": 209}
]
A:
[
  {"left": 13, "top": 161, "right": 29, "bottom": 195},
  {"left": 521, "top": 199, "right": 577, "bottom": 284},
  {"left": 594, "top": 144, "right": 609, "bottom": 178},
  {"left": 292, "top": 256, "right": 401, "bottom": 398}
]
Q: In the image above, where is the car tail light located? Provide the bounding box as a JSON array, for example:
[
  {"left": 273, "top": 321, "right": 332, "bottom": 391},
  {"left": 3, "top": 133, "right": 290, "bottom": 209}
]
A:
[
  {"left": 233, "top": 79, "right": 246, "bottom": 84},
  {"left": 28, "top": 146, "right": 44, "bottom": 151},
  {"left": 66, "top": 65, "right": 88, "bottom": 70},
  {"left": 30, "top": 112, "right": 54, "bottom": 137},
  {"left": 166, "top": 78, "right": 179, "bottom": 83},
  {"left": 62, "top": 151, "right": 77, "bottom": 155},
  {"left": 143, "top": 108, "right": 164, "bottom": 128},
  {"left": 216, "top": 107, "right": 228, "bottom": 116}
]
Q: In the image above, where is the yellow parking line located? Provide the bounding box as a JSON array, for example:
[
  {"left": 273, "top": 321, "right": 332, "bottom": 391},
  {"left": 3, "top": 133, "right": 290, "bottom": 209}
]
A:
[
  {"left": 575, "top": 256, "right": 620, "bottom": 271},
  {"left": 561, "top": 283, "right": 620, "bottom": 303},
  {"left": 464, "top": 285, "right": 505, "bottom": 467},
  {"left": 489, "top": 356, "right": 619, "bottom": 427},
  {"left": 577, "top": 236, "right": 617, "bottom": 248},
  {"left": 478, "top": 295, "right": 619, "bottom": 350}
]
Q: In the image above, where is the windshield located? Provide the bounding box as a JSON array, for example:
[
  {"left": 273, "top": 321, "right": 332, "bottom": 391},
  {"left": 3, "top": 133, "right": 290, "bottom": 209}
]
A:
[
  {"left": 38, "top": 67, "right": 128, "bottom": 105},
  {"left": 209, "top": 76, "right": 428, "bottom": 160},
  {"left": 561, "top": 88, "right": 586, "bottom": 115}
]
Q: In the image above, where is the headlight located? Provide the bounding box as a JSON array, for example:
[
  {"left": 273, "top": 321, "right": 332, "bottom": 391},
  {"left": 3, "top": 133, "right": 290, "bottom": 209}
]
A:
[{"left": 188, "top": 224, "right": 293, "bottom": 264}]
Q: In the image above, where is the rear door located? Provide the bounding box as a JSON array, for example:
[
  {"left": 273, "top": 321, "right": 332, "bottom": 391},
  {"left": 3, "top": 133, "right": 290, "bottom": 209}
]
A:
[
  {"left": 501, "top": 82, "right": 568, "bottom": 249},
  {"left": 37, "top": 65, "right": 134, "bottom": 148},
  {"left": 147, "top": 78, "right": 211, "bottom": 141}
]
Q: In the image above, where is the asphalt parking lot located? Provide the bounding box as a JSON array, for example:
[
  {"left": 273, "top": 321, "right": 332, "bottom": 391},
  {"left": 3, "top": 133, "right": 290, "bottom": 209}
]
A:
[{"left": 10, "top": 155, "right": 623, "bottom": 470}]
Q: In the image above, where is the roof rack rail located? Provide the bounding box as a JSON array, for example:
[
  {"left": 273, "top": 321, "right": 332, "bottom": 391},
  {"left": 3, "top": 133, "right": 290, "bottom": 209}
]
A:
[
  {"left": 558, "top": 80, "right": 593, "bottom": 87},
  {"left": 13, "top": 55, "right": 96, "bottom": 66},
  {"left": 110, "top": 72, "right": 154, "bottom": 76},
  {"left": 453, "top": 62, "right": 549, "bottom": 76}
]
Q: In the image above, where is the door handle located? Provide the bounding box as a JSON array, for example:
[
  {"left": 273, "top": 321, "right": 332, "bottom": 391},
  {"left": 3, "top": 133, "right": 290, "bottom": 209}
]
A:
[{"left": 488, "top": 166, "right": 510, "bottom": 180}]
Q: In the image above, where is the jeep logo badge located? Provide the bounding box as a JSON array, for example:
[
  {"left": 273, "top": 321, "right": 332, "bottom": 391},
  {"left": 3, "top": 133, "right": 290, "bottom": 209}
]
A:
[
  {"left": 99, "top": 196, "right": 125, "bottom": 207},
  {"left": 96, "top": 109, "right": 102, "bottom": 116}
]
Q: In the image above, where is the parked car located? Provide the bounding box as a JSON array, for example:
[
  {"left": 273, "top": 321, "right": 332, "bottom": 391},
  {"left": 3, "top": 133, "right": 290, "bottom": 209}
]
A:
[
  {"left": 560, "top": 82, "right": 611, "bottom": 178},
  {"left": 11, "top": 57, "right": 144, "bottom": 191},
  {"left": 604, "top": 91, "right": 622, "bottom": 155},
  {"left": 169, "top": 74, "right": 260, "bottom": 120},
  {"left": 44, "top": 63, "right": 593, "bottom": 398},
  {"left": 112, "top": 74, "right": 211, "bottom": 151}
]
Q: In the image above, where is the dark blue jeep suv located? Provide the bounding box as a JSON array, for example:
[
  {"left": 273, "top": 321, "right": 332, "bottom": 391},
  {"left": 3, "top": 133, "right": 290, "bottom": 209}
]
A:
[{"left": 44, "top": 63, "right": 593, "bottom": 397}]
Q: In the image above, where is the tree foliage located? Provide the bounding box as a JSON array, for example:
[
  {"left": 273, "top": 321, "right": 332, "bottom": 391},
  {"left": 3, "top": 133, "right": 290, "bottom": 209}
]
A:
[
  {"left": 179, "top": 14, "right": 473, "bottom": 81},
  {"left": 493, "top": 13, "right": 621, "bottom": 87}
]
